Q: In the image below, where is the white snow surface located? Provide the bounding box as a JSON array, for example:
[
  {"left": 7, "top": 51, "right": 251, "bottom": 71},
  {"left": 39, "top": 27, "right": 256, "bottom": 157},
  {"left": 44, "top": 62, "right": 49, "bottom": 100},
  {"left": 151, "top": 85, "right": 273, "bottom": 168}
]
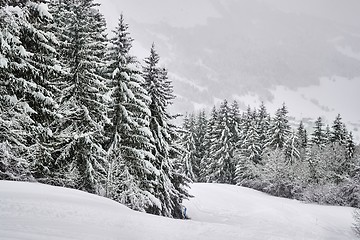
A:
[{"left": 0, "top": 181, "right": 356, "bottom": 240}]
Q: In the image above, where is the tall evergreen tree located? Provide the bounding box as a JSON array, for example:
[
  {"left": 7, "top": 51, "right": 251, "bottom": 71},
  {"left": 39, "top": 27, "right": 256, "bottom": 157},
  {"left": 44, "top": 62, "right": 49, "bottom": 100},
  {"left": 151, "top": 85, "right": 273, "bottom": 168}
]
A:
[
  {"left": 331, "top": 114, "right": 348, "bottom": 145},
  {"left": 142, "top": 43, "right": 189, "bottom": 218},
  {"left": 297, "top": 121, "right": 308, "bottom": 149},
  {"left": 346, "top": 132, "right": 355, "bottom": 160},
  {"left": 104, "top": 14, "right": 158, "bottom": 211},
  {"left": 199, "top": 106, "right": 218, "bottom": 182},
  {"left": 50, "top": 0, "right": 108, "bottom": 193},
  {"left": 193, "top": 110, "right": 207, "bottom": 180},
  {"left": 256, "top": 102, "right": 271, "bottom": 162},
  {"left": 310, "top": 117, "right": 326, "bottom": 148},
  {"left": 0, "top": 0, "right": 59, "bottom": 180},
  {"left": 266, "top": 103, "right": 291, "bottom": 149},
  {"left": 179, "top": 113, "right": 196, "bottom": 181},
  {"left": 229, "top": 101, "right": 241, "bottom": 146},
  {"left": 210, "top": 100, "right": 236, "bottom": 184}
]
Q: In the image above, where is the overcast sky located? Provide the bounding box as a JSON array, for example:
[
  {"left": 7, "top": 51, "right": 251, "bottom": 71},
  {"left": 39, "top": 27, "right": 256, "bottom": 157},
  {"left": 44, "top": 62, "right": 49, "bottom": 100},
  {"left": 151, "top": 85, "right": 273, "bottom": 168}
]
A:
[{"left": 99, "top": 0, "right": 360, "bottom": 139}]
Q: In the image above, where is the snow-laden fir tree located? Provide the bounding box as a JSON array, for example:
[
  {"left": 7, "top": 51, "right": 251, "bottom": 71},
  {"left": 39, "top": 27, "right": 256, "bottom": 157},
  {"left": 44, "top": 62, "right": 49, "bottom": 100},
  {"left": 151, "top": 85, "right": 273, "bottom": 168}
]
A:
[
  {"left": 193, "top": 110, "right": 207, "bottom": 180},
  {"left": 229, "top": 101, "right": 241, "bottom": 146},
  {"left": 346, "top": 132, "right": 355, "bottom": 160},
  {"left": 104, "top": 14, "right": 159, "bottom": 212},
  {"left": 256, "top": 102, "right": 271, "bottom": 161},
  {"left": 50, "top": 0, "right": 108, "bottom": 193},
  {"left": 331, "top": 114, "right": 348, "bottom": 145},
  {"left": 239, "top": 113, "right": 261, "bottom": 164},
  {"left": 199, "top": 106, "right": 218, "bottom": 182},
  {"left": 266, "top": 103, "right": 291, "bottom": 150},
  {"left": 209, "top": 100, "right": 236, "bottom": 184},
  {"left": 0, "top": 0, "right": 59, "bottom": 180},
  {"left": 297, "top": 121, "right": 308, "bottom": 149},
  {"left": 179, "top": 113, "right": 196, "bottom": 181},
  {"left": 235, "top": 106, "right": 262, "bottom": 187},
  {"left": 142, "top": 43, "right": 189, "bottom": 218},
  {"left": 310, "top": 117, "right": 326, "bottom": 148}
]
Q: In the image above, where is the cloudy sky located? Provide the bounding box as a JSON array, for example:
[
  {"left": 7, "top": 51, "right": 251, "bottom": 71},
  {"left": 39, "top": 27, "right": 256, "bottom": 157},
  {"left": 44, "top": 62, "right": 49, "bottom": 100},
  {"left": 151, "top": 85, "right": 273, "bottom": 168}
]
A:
[{"left": 99, "top": 0, "right": 360, "bottom": 139}]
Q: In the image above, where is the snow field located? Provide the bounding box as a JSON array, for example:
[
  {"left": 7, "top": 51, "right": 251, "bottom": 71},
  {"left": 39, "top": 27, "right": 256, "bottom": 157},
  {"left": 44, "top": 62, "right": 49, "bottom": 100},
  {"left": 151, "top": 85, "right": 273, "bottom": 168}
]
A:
[{"left": 0, "top": 181, "right": 357, "bottom": 240}]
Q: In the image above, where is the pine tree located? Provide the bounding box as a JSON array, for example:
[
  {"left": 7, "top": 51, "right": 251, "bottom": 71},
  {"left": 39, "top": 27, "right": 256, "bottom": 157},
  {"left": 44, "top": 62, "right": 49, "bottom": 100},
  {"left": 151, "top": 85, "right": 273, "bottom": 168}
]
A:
[
  {"left": 210, "top": 100, "right": 236, "bottom": 184},
  {"left": 346, "top": 132, "right": 355, "bottom": 160},
  {"left": 229, "top": 101, "right": 241, "bottom": 146},
  {"left": 310, "top": 117, "right": 326, "bottom": 148},
  {"left": 256, "top": 102, "right": 271, "bottom": 161},
  {"left": 50, "top": 0, "right": 108, "bottom": 193},
  {"left": 104, "top": 14, "right": 158, "bottom": 211},
  {"left": 143, "top": 43, "right": 189, "bottom": 218},
  {"left": 240, "top": 116, "right": 261, "bottom": 164},
  {"left": 179, "top": 113, "right": 196, "bottom": 181},
  {"left": 199, "top": 106, "right": 218, "bottom": 182},
  {"left": 0, "top": 0, "right": 59, "bottom": 180},
  {"left": 331, "top": 114, "right": 348, "bottom": 145},
  {"left": 297, "top": 121, "right": 308, "bottom": 149},
  {"left": 266, "top": 103, "right": 291, "bottom": 149},
  {"left": 193, "top": 110, "right": 207, "bottom": 180}
]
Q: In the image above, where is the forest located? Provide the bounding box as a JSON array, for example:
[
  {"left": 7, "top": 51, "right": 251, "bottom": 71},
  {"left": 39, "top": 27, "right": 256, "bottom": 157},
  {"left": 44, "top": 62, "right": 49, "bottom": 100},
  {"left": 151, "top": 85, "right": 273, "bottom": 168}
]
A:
[{"left": 0, "top": 0, "right": 359, "bottom": 232}]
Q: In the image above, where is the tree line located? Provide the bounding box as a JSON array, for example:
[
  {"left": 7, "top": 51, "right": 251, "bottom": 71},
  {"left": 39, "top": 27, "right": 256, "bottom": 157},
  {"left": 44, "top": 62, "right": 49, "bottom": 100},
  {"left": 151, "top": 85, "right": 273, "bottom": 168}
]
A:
[
  {"left": 181, "top": 100, "right": 360, "bottom": 208},
  {"left": 0, "top": 0, "right": 189, "bottom": 218}
]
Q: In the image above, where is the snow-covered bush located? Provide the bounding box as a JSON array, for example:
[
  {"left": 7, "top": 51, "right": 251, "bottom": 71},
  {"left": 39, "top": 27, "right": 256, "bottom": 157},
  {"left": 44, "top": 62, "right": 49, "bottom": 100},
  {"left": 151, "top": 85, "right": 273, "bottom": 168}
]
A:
[{"left": 260, "top": 149, "right": 306, "bottom": 198}]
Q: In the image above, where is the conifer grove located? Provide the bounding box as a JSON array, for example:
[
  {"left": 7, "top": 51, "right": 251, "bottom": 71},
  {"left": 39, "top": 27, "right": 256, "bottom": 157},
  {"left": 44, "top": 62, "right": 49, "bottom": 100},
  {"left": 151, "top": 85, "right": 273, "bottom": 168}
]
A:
[{"left": 0, "top": 1, "right": 359, "bottom": 226}]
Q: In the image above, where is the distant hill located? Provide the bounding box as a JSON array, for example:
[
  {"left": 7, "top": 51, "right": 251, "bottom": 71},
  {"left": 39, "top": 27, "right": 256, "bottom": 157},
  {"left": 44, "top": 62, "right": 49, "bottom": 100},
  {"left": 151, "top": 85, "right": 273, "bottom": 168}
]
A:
[{"left": 99, "top": 0, "right": 360, "bottom": 141}]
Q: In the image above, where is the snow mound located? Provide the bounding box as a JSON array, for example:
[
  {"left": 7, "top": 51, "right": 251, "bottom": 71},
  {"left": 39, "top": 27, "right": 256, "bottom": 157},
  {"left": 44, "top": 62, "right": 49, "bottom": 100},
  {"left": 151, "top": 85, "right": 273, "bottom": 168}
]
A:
[{"left": 0, "top": 181, "right": 356, "bottom": 240}]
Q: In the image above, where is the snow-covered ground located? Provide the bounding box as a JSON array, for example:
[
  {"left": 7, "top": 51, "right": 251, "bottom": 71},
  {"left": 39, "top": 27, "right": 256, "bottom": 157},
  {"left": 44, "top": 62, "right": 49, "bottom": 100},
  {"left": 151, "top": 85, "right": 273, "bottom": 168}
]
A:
[{"left": 0, "top": 181, "right": 356, "bottom": 240}]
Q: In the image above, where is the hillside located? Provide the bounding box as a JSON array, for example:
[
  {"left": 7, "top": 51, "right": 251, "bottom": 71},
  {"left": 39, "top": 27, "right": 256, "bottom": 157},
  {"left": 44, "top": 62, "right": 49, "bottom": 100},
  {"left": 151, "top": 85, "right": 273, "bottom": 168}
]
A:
[
  {"left": 0, "top": 181, "right": 356, "bottom": 239},
  {"left": 100, "top": 0, "right": 360, "bottom": 139}
]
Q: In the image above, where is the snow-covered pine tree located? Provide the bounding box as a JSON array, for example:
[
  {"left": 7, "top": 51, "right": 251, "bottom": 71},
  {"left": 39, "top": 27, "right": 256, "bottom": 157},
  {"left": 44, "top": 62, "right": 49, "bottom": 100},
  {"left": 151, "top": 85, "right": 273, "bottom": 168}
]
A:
[
  {"left": 0, "top": 2, "right": 31, "bottom": 180},
  {"left": 310, "top": 117, "right": 326, "bottom": 148},
  {"left": 143, "top": 43, "right": 189, "bottom": 218},
  {"left": 50, "top": 0, "right": 108, "bottom": 193},
  {"left": 229, "top": 101, "right": 241, "bottom": 147},
  {"left": 256, "top": 102, "right": 271, "bottom": 161},
  {"left": 104, "top": 14, "right": 159, "bottom": 212},
  {"left": 179, "top": 113, "right": 196, "bottom": 181},
  {"left": 0, "top": 1, "right": 59, "bottom": 181},
  {"left": 266, "top": 103, "right": 291, "bottom": 150},
  {"left": 193, "top": 110, "right": 207, "bottom": 180},
  {"left": 297, "top": 121, "right": 308, "bottom": 149},
  {"left": 331, "top": 114, "right": 348, "bottom": 145},
  {"left": 296, "top": 121, "right": 308, "bottom": 161},
  {"left": 346, "top": 132, "right": 355, "bottom": 160},
  {"left": 240, "top": 114, "right": 261, "bottom": 164},
  {"left": 210, "top": 100, "right": 236, "bottom": 184},
  {"left": 324, "top": 125, "right": 332, "bottom": 144},
  {"left": 199, "top": 106, "right": 218, "bottom": 182}
]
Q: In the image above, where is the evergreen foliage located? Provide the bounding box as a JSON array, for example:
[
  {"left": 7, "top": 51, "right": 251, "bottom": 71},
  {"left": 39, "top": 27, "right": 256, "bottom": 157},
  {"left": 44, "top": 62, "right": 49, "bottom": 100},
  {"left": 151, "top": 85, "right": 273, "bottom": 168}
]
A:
[
  {"left": 1, "top": 0, "right": 359, "bottom": 222},
  {"left": 210, "top": 100, "right": 236, "bottom": 184},
  {"left": 266, "top": 103, "right": 291, "bottom": 149},
  {"left": 310, "top": 117, "right": 326, "bottom": 147},
  {"left": 142, "top": 43, "right": 189, "bottom": 218},
  {"left": 104, "top": 14, "right": 157, "bottom": 212},
  {"left": 50, "top": 0, "right": 109, "bottom": 193}
]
